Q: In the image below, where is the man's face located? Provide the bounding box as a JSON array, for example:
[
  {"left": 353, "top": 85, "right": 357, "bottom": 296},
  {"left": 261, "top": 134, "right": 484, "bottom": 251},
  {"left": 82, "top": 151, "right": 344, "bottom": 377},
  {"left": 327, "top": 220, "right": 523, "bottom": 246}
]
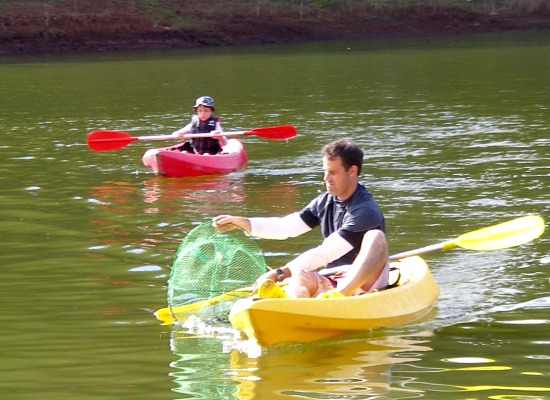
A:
[
  {"left": 322, "top": 156, "right": 357, "bottom": 200},
  {"left": 196, "top": 105, "right": 213, "bottom": 121}
]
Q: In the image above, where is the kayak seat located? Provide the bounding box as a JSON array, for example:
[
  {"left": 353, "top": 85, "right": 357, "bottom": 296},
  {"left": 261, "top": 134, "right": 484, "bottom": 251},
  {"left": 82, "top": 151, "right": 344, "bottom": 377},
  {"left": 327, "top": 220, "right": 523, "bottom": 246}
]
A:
[{"left": 385, "top": 267, "right": 402, "bottom": 289}]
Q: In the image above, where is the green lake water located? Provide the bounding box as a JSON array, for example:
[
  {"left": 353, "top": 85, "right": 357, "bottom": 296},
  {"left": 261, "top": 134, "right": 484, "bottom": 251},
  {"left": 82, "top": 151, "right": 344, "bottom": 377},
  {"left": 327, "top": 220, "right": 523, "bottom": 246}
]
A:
[{"left": 1, "top": 31, "right": 549, "bottom": 399}]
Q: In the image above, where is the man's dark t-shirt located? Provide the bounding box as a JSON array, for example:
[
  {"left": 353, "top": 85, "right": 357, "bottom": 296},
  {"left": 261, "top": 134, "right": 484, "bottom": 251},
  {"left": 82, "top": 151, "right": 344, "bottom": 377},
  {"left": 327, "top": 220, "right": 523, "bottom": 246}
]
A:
[{"left": 298, "top": 183, "right": 385, "bottom": 268}]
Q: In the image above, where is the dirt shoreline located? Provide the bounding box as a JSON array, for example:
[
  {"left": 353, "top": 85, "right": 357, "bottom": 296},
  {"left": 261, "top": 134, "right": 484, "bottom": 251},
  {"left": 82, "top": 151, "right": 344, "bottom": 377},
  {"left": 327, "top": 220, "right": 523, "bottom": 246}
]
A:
[{"left": 1, "top": 3, "right": 550, "bottom": 56}]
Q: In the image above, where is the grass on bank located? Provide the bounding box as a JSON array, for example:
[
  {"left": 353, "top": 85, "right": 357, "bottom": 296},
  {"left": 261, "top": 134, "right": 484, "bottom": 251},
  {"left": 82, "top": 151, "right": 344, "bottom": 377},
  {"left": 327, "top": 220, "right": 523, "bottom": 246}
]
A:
[{"left": 0, "top": 0, "right": 548, "bottom": 20}]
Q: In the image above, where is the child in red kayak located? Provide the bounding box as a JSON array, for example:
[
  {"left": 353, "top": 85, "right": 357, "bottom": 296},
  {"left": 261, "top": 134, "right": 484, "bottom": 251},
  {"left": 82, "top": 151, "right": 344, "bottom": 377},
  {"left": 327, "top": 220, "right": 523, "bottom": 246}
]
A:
[{"left": 172, "top": 96, "right": 228, "bottom": 155}]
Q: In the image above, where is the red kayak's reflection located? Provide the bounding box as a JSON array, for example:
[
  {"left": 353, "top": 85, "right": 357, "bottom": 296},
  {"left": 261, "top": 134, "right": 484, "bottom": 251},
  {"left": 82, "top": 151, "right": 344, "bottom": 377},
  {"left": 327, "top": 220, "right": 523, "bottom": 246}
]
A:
[
  {"left": 89, "top": 174, "right": 247, "bottom": 216},
  {"left": 90, "top": 174, "right": 300, "bottom": 216},
  {"left": 141, "top": 174, "right": 247, "bottom": 215},
  {"left": 88, "top": 175, "right": 300, "bottom": 252}
]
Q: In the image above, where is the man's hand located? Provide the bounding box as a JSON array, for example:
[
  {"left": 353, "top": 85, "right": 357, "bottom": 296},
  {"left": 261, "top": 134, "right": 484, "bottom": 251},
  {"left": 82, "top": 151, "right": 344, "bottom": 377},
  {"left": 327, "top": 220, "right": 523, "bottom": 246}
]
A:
[
  {"left": 251, "top": 270, "right": 279, "bottom": 293},
  {"left": 212, "top": 215, "right": 251, "bottom": 234}
]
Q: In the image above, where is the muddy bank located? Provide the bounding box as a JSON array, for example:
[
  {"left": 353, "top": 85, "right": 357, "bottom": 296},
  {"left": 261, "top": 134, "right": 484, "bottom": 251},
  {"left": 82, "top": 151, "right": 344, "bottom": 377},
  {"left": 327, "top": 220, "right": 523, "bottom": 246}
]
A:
[{"left": 1, "top": 1, "right": 549, "bottom": 56}]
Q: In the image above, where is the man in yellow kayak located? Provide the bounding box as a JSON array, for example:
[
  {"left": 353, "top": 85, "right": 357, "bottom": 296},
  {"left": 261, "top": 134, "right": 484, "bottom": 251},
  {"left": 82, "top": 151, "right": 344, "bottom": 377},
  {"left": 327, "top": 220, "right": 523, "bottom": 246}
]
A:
[{"left": 213, "top": 139, "right": 389, "bottom": 298}]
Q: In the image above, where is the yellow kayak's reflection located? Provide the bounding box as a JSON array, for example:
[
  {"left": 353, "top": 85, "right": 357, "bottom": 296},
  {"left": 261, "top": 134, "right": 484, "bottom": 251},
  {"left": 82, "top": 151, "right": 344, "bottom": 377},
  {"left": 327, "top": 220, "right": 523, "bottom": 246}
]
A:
[
  {"left": 228, "top": 333, "right": 433, "bottom": 399},
  {"left": 168, "top": 325, "right": 550, "bottom": 399},
  {"left": 170, "top": 328, "right": 433, "bottom": 399}
]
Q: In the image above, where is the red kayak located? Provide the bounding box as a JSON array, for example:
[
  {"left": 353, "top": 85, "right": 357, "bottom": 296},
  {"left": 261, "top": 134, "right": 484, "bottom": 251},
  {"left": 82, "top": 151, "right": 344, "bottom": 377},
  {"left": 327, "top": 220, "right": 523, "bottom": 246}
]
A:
[{"left": 141, "top": 139, "right": 248, "bottom": 178}]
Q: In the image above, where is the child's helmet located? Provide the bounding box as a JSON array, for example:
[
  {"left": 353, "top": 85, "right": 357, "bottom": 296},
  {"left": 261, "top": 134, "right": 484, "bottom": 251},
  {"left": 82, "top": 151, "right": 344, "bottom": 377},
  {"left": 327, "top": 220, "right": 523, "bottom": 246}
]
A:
[{"left": 193, "top": 96, "right": 215, "bottom": 110}]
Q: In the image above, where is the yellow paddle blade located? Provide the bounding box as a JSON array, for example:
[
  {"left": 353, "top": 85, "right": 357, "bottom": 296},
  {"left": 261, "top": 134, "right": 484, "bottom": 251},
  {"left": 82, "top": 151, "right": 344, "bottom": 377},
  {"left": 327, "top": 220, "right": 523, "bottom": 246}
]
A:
[
  {"left": 455, "top": 215, "right": 545, "bottom": 251},
  {"left": 155, "top": 289, "right": 252, "bottom": 325},
  {"left": 155, "top": 307, "right": 174, "bottom": 325}
]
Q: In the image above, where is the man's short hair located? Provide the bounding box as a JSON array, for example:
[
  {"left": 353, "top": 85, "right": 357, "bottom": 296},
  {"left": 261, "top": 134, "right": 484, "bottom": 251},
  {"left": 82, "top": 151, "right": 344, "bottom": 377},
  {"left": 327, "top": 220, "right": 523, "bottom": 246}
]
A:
[{"left": 322, "top": 140, "right": 363, "bottom": 175}]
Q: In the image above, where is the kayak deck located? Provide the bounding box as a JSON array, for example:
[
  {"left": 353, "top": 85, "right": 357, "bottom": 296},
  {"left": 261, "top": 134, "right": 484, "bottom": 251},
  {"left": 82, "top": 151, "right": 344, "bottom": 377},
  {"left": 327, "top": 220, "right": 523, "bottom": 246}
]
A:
[
  {"left": 228, "top": 256, "right": 439, "bottom": 346},
  {"left": 142, "top": 139, "right": 247, "bottom": 177}
]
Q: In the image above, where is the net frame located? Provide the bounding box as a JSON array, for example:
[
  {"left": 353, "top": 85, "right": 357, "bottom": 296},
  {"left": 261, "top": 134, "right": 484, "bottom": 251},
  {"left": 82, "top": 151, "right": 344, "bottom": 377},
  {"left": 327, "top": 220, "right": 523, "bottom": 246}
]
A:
[{"left": 167, "top": 222, "right": 267, "bottom": 318}]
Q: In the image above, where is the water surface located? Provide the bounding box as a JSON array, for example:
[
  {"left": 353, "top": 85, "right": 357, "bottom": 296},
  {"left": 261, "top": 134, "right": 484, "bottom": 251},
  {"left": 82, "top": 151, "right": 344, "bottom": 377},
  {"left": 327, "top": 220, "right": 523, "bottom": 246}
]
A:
[{"left": 1, "top": 31, "right": 549, "bottom": 399}]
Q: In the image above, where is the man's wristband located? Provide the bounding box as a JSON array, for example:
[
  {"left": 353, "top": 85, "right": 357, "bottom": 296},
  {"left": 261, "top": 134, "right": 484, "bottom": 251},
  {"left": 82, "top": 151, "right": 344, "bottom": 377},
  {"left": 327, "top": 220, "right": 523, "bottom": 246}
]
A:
[{"left": 275, "top": 268, "right": 286, "bottom": 282}]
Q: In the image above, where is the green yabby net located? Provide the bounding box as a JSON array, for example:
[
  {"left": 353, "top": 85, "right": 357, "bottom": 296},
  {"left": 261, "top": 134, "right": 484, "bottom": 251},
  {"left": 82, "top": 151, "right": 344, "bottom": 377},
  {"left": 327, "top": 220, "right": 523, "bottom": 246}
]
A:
[{"left": 167, "top": 222, "right": 267, "bottom": 319}]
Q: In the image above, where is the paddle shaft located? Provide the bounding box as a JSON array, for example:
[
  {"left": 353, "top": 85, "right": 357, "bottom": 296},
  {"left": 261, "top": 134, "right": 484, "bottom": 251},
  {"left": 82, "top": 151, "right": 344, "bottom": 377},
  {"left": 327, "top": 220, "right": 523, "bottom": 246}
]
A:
[
  {"left": 318, "top": 241, "right": 456, "bottom": 276},
  {"left": 156, "top": 283, "right": 274, "bottom": 324},
  {"left": 132, "top": 131, "right": 252, "bottom": 141},
  {"left": 87, "top": 125, "right": 297, "bottom": 151},
  {"left": 156, "top": 287, "right": 253, "bottom": 323},
  {"left": 389, "top": 240, "right": 456, "bottom": 261},
  {"left": 320, "top": 215, "right": 544, "bottom": 275}
]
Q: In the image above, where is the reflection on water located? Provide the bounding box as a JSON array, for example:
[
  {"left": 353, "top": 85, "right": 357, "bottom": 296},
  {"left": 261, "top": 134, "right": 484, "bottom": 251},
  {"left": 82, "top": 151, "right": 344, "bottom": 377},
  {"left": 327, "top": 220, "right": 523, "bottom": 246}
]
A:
[
  {"left": 86, "top": 175, "right": 302, "bottom": 270},
  {"left": 140, "top": 175, "right": 248, "bottom": 214},
  {"left": 90, "top": 175, "right": 247, "bottom": 216},
  {"left": 168, "top": 303, "right": 550, "bottom": 398},
  {"left": 399, "top": 309, "right": 550, "bottom": 397},
  {"left": 170, "top": 330, "right": 434, "bottom": 399}
]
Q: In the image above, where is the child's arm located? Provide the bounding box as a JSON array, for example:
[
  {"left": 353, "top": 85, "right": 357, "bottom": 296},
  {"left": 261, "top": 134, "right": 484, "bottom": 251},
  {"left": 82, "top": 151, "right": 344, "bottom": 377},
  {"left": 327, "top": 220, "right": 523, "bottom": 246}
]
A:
[
  {"left": 171, "top": 122, "right": 192, "bottom": 138},
  {"left": 213, "top": 120, "right": 228, "bottom": 145}
]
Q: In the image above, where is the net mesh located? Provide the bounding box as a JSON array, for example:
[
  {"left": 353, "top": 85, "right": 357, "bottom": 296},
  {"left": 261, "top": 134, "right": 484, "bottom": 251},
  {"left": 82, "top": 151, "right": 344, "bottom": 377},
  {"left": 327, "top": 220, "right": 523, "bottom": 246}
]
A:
[{"left": 167, "top": 222, "right": 267, "bottom": 318}]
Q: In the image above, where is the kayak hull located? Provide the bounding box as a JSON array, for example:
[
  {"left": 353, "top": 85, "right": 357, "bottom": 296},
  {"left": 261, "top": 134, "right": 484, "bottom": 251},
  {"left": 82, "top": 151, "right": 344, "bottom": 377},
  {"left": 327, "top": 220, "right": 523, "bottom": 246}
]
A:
[
  {"left": 142, "top": 139, "right": 247, "bottom": 177},
  {"left": 228, "top": 256, "right": 439, "bottom": 346}
]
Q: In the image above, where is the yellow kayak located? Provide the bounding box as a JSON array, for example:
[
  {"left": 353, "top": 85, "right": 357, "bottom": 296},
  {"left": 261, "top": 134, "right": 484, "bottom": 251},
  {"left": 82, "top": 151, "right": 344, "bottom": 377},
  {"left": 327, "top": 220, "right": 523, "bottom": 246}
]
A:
[{"left": 228, "top": 256, "right": 439, "bottom": 346}]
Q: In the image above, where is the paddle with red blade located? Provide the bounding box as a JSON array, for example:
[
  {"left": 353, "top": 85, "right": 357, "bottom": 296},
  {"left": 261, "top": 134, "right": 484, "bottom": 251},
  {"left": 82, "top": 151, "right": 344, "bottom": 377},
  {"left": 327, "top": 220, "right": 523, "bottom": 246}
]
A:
[{"left": 86, "top": 125, "right": 297, "bottom": 152}]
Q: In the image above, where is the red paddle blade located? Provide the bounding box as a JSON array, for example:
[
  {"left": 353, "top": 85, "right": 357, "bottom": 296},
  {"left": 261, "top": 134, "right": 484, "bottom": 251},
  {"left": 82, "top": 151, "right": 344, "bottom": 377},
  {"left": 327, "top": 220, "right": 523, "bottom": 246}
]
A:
[
  {"left": 244, "top": 125, "right": 297, "bottom": 140},
  {"left": 87, "top": 130, "right": 137, "bottom": 151}
]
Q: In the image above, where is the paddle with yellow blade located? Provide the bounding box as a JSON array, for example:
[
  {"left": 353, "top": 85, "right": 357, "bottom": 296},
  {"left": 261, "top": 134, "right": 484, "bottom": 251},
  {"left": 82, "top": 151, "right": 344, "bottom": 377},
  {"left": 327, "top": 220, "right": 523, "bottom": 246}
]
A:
[
  {"left": 155, "top": 285, "right": 257, "bottom": 325},
  {"left": 155, "top": 215, "right": 544, "bottom": 325},
  {"left": 388, "top": 215, "right": 544, "bottom": 261}
]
